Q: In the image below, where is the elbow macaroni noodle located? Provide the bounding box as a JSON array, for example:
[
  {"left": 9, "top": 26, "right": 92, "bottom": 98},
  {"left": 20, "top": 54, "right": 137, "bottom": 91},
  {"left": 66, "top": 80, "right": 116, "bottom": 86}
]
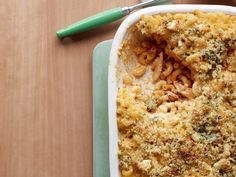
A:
[{"left": 118, "top": 10, "right": 236, "bottom": 177}]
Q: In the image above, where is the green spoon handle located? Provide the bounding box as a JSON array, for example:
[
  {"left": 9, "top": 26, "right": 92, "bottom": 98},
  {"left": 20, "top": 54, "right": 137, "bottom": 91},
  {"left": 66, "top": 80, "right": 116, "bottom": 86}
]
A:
[{"left": 56, "top": 7, "right": 124, "bottom": 39}]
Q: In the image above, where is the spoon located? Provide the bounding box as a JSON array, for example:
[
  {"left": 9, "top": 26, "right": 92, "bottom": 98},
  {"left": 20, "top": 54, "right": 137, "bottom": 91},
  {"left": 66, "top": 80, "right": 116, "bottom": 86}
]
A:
[{"left": 56, "top": 0, "right": 164, "bottom": 39}]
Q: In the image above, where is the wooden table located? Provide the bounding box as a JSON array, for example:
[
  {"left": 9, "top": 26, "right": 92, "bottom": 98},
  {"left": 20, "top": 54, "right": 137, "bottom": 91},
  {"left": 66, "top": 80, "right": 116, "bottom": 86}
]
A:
[{"left": 0, "top": 0, "right": 235, "bottom": 177}]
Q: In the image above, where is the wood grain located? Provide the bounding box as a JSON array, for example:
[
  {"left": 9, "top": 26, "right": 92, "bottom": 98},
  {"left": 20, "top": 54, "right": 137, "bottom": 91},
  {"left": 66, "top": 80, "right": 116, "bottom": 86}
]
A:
[
  {"left": 0, "top": 0, "right": 235, "bottom": 177},
  {"left": 0, "top": 1, "right": 136, "bottom": 177}
]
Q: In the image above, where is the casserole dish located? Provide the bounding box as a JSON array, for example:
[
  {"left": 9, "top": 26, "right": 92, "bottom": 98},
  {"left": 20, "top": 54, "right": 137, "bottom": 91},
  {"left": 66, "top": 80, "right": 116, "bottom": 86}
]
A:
[{"left": 108, "top": 5, "right": 236, "bottom": 177}]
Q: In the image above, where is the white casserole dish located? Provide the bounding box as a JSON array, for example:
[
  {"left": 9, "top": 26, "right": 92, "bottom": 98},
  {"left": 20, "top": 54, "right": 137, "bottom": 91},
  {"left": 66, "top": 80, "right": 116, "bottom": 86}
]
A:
[{"left": 108, "top": 4, "right": 236, "bottom": 177}]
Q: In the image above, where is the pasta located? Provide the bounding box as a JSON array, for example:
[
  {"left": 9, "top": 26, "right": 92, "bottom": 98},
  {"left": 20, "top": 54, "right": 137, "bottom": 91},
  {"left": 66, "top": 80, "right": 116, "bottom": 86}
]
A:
[
  {"left": 152, "top": 52, "right": 163, "bottom": 82},
  {"left": 178, "top": 75, "right": 191, "bottom": 87},
  {"left": 173, "top": 62, "right": 180, "bottom": 69},
  {"left": 162, "top": 61, "right": 173, "bottom": 77},
  {"left": 117, "top": 10, "right": 236, "bottom": 177},
  {"left": 155, "top": 80, "right": 167, "bottom": 90},
  {"left": 122, "top": 73, "right": 133, "bottom": 85},
  {"left": 122, "top": 167, "right": 133, "bottom": 177},
  {"left": 171, "top": 69, "right": 182, "bottom": 82},
  {"left": 132, "top": 65, "right": 147, "bottom": 78}
]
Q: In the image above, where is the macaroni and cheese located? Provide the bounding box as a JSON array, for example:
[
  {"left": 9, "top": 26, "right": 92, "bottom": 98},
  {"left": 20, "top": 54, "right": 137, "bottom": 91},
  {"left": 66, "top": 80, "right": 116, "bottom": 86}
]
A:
[{"left": 117, "top": 10, "right": 236, "bottom": 177}]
